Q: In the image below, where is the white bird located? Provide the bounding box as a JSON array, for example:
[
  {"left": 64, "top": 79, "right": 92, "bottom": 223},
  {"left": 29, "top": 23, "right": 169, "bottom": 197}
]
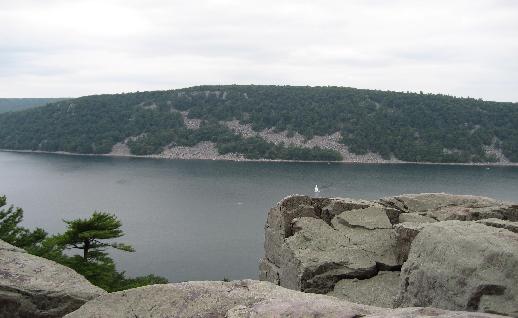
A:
[{"left": 314, "top": 185, "right": 320, "bottom": 193}]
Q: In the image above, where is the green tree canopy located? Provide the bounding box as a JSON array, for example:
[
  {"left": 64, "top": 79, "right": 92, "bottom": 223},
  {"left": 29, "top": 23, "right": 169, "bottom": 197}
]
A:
[
  {"left": 0, "top": 195, "right": 168, "bottom": 292},
  {"left": 0, "top": 195, "right": 46, "bottom": 249},
  {"left": 2, "top": 85, "right": 516, "bottom": 162},
  {"left": 60, "top": 212, "right": 135, "bottom": 261}
]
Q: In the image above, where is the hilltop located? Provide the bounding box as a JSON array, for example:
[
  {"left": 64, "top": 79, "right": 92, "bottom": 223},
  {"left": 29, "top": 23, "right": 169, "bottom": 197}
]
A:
[
  {"left": 0, "top": 98, "right": 67, "bottom": 113},
  {"left": 0, "top": 85, "right": 517, "bottom": 163}
]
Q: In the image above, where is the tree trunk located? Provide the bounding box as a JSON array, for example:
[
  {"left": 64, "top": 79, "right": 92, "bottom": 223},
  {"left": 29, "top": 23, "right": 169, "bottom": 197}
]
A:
[{"left": 83, "top": 240, "right": 90, "bottom": 261}]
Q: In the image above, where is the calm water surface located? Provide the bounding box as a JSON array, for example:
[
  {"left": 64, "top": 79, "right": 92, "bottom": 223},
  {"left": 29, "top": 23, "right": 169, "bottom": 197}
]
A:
[{"left": 1, "top": 151, "right": 517, "bottom": 282}]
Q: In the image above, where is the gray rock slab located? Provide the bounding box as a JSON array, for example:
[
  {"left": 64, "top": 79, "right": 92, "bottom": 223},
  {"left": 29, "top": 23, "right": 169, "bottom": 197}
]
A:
[
  {"left": 333, "top": 206, "right": 393, "bottom": 230},
  {"left": 288, "top": 217, "right": 378, "bottom": 293},
  {"left": 395, "top": 221, "right": 518, "bottom": 317},
  {"left": 379, "top": 193, "right": 518, "bottom": 221},
  {"left": 65, "top": 280, "right": 507, "bottom": 318},
  {"left": 329, "top": 271, "right": 401, "bottom": 308},
  {"left": 0, "top": 239, "right": 106, "bottom": 318}
]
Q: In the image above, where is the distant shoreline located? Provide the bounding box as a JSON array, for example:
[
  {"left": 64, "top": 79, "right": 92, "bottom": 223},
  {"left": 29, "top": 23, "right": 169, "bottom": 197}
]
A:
[{"left": 2, "top": 149, "right": 518, "bottom": 167}]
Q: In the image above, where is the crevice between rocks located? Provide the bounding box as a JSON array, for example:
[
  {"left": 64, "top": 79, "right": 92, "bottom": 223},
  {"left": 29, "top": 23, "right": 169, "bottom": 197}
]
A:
[{"left": 466, "top": 284, "right": 506, "bottom": 311}]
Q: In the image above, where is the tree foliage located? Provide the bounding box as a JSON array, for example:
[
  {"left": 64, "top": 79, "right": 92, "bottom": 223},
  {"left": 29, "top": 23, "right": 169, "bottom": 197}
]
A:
[
  {"left": 0, "top": 195, "right": 167, "bottom": 292},
  {"left": 0, "top": 85, "right": 517, "bottom": 162},
  {"left": 0, "top": 195, "right": 47, "bottom": 249},
  {"left": 0, "top": 98, "right": 66, "bottom": 113},
  {"left": 60, "top": 212, "right": 135, "bottom": 261}
]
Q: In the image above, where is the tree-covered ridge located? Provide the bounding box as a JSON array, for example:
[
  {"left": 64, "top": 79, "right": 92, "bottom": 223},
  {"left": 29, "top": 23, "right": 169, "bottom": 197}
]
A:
[
  {"left": 0, "top": 85, "right": 517, "bottom": 162},
  {"left": 0, "top": 98, "right": 67, "bottom": 113}
]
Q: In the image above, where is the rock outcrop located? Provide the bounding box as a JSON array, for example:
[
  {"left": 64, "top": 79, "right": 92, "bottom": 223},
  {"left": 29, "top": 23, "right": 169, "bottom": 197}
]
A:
[
  {"left": 65, "top": 280, "right": 506, "bottom": 318},
  {"left": 259, "top": 196, "right": 398, "bottom": 295},
  {"left": 260, "top": 193, "right": 518, "bottom": 317},
  {"left": 0, "top": 239, "right": 106, "bottom": 318}
]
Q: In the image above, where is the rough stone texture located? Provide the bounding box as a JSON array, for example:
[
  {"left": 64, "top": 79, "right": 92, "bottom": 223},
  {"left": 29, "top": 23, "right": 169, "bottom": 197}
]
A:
[
  {"left": 395, "top": 221, "right": 518, "bottom": 317},
  {"left": 260, "top": 195, "right": 398, "bottom": 296},
  {"left": 0, "top": 239, "right": 106, "bottom": 318},
  {"left": 393, "top": 222, "right": 429, "bottom": 264},
  {"left": 398, "top": 212, "right": 437, "bottom": 223},
  {"left": 65, "top": 280, "right": 506, "bottom": 318},
  {"left": 379, "top": 193, "right": 518, "bottom": 222},
  {"left": 333, "top": 206, "right": 393, "bottom": 230},
  {"left": 261, "top": 193, "right": 518, "bottom": 314},
  {"left": 0, "top": 239, "right": 25, "bottom": 253},
  {"left": 477, "top": 218, "right": 518, "bottom": 234},
  {"left": 331, "top": 207, "right": 399, "bottom": 269},
  {"left": 329, "top": 271, "right": 401, "bottom": 308}
]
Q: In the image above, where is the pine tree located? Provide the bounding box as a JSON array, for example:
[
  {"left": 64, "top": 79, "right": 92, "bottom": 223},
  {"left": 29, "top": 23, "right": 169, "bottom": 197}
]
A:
[
  {"left": 0, "top": 195, "right": 47, "bottom": 248},
  {"left": 60, "top": 212, "right": 134, "bottom": 261}
]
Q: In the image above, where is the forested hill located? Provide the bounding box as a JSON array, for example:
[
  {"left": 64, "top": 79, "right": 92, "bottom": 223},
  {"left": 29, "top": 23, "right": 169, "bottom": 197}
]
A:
[
  {"left": 0, "top": 98, "right": 67, "bottom": 113},
  {"left": 0, "top": 85, "right": 517, "bottom": 163}
]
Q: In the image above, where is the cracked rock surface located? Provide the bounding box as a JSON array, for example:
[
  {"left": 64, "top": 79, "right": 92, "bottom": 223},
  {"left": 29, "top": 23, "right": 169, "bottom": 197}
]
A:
[
  {"left": 260, "top": 196, "right": 398, "bottom": 296},
  {"left": 328, "top": 271, "right": 401, "bottom": 307},
  {"left": 260, "top": 193, "right": 518, "bottom": 316}
]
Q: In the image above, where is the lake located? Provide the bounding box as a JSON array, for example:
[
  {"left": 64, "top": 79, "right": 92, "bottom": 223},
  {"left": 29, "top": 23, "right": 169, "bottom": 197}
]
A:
[{"left": 1, "top": 151, "right": 517, "bottom": 282}]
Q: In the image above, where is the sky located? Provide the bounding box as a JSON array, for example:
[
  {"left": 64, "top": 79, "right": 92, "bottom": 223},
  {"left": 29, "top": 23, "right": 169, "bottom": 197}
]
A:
[{"left": 1, "top": 0, "right": 517, "bottom": 101}]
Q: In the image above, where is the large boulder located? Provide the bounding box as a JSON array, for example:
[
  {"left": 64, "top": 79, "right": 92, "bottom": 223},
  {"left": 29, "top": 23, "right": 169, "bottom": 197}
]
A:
[
  {"left": 64, "top": 280, "right": 505, "bottom": 318},
  {"left": 0, "top": 239, "right": 106, "bottom": 318},
  {"left": 395, "top": 221, "right": 518, "bottom": 317},
  {"left": 379, "top": 193, "right": 518, "bottom": 222}
]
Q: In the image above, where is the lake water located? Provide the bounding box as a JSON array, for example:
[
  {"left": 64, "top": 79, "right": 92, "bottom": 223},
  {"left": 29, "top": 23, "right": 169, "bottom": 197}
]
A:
[{"left": 1, "top": 151, "right": 517, "bottom": 282}]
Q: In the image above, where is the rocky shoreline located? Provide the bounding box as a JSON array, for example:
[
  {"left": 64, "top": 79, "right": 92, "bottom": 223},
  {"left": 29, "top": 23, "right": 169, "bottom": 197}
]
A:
[{"left": 2, "top": 148, "right": 518, "bottom": 166}]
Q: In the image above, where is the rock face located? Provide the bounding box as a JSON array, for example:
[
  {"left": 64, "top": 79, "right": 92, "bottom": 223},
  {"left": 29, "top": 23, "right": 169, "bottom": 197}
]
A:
[
  {"left": 396, "top": 221, "right": 518, "bottom": 317},
  {"left": 259, "top": 196, "right": 399, "bottom": 295},
  {"left": 64, "top": 280, "right": 505, "bottom": 318},
  {"left": 329, "top": 271, "right": 401, "bottom": 308},
  {"left": 393, "top": 222, "right": 428, "bottom": 264},
  {"left": 0, "top": 239, "right": 106, "bottom": 318},
  {"left": 260, "top": 193, "right": 518, "bottom": 316}
]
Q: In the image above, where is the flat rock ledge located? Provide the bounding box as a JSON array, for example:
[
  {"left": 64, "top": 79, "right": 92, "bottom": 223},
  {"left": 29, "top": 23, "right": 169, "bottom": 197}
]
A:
[
  {"left": 65, "top": 280, "right": 506, "bottom": 318},
  {"left": 0, "top": 239, "right": 106, "bottom": 318},
  {"left": 259, "top": 193, "right": 518, "bottom": 317}
]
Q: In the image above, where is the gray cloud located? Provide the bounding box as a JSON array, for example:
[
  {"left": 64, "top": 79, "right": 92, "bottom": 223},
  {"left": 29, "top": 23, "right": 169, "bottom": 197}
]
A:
[{"left": 0, "top": 0, "right": 517, "bottom": 101}]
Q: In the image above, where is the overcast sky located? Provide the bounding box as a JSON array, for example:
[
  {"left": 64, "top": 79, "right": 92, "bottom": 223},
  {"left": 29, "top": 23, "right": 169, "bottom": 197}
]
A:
[{"left": 1, "top": 0, "right": 517, "bottom": 101}]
